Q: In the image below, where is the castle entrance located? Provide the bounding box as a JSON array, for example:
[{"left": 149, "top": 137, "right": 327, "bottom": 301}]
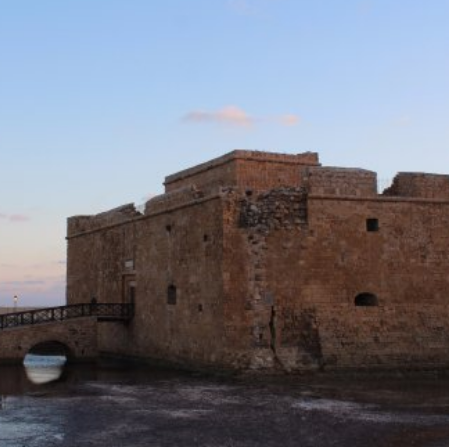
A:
[{"left": 123, "top": 275, "right": 136, "bottom": 305}]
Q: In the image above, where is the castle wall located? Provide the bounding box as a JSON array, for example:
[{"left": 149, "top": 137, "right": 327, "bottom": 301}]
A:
[
  {"left": 66, "top": 150, "right": 449, "bottom": 372},
  {"left": 164, "top": 150, "right": 319, "bottom": 194},
  {"left": 306, "top": 167, "right": 377, "bottom": 197},
  {"left": 66, "top": 219, "right": 138, "bottom": 305},
  {"left": 221, "top": 187, "right": 311, "bottom": 369},
  {"left": 164, "top": 152, "right": 237, "bottom": 193},
  {"left": 67, "top": 203, "right": 142, "bottom": 236},
  {"left": 128, "top": 197, "right": 226, "bottom": 367},
  {"left": 221, "top": 187, "right": 449, "bottom": 371},
  {"left": 304, "top": 196, "right": 449, "bottom": 369},
  {"left": 383, "top": 172, "right": 449, "bottom": 199},
  {"left": 67, "top": 195, "right": 229, "bottom": 369}
]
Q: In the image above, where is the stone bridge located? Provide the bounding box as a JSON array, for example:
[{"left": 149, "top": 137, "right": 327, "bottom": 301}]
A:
[
  {"left": 0, "top": 317, "right": 98, "bottom": 364},
  {"left": 0, "top": 303, "right": 133, "bottom": 364}
]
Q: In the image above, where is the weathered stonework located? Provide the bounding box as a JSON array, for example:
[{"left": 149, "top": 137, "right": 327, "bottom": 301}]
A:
[
  {"left": 66, "top": 150, "right": 449, "bottom": 372},
  {"left": 0, "top": 318, "right": 98, "bottom": 364}
]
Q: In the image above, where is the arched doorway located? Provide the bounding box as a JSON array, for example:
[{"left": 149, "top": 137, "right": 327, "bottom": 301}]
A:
[{"left": 354, "top": 293, "right": 378, "bottom": 307}]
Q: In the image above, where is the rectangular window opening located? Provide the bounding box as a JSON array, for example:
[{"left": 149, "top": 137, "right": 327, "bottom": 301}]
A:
[{"left": 366, "top": 218, "right": 379, "bottom": 232}]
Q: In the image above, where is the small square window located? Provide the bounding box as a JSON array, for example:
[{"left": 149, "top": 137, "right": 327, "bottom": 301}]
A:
[{"left": 366, "top": 218, "right": 379, "bottom": 232}]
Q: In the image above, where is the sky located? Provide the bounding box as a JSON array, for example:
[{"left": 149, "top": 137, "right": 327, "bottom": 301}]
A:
[{"left": 0, "top": 0, "right": 448, "bottom": 307}]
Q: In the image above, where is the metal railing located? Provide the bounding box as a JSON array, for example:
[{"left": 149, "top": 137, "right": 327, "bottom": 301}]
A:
[{"left": 0, "top": 302, "right": 134, "bottom": 330}]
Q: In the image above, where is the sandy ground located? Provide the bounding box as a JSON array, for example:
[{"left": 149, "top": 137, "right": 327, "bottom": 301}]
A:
[{"left": 1, "top": 365, "right": 449, "bottom": 447}]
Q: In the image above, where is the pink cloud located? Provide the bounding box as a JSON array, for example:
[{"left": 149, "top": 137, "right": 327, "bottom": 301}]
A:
[
  {"left": 0, "top": 212, "right": 31, "bottom": 222},
  {"left": 183, "top": 106, "right": 301, "bottom": 128},
  {"left": 9, "top": 214, "right": 30, "bottom": 222},
  {"left": 279, "top": 114, "right": 300, "bottom": 126},
  {"left": 184, "top": 105, "right": 253, "bottom": 127}
]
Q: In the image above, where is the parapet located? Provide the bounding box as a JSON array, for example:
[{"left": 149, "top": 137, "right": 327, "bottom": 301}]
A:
[
  {"left": 164, "top": 150, "right": 320, "bottom": 194},
  {"left": 67, "top": 203, "right": 142, "bottom": 237},
  {"left": 383, "top": 173, "right": 449, "bottom": 199},
  {"left": 305, "top": 166, "right": 378, "bottom": 197},
  {"left": 144, "top": 186, "right": 205, "bottom": 215},
  {"left": 67, "top": 150, "right": 449, "bottom": 240}
]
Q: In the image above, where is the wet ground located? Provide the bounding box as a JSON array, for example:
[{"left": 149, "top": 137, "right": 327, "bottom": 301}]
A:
[{"left": 1, "top": 361, "right": 449, "bottom": 447}]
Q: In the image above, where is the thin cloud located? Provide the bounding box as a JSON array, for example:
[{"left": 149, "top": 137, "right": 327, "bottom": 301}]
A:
[
  {"left": 2, "top": 280, "right": 45, "bottom": 286},
  {"left": 184, "top": 105, "right": 253, "bottom": 127},
  {"left": 9, "top": 214, "right": 30, "bottom": 222},
  {"left": 1, "top": 275, "right": 65, "bottom": 291},
  {"left": 0, "top": 212, "right": 31, "bottom": 222},
  {"left": 183, "top": 106, "right": 300, "bottom": 128},
  {"left": 0, "top": 275, "right": 66, "bottom": 307},
  {"left": 279, "top": 114, "right": 301, "bottom": 126}
]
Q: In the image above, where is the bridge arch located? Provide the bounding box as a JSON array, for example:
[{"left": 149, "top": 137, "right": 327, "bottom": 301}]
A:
[
  {"left": 27, "top": 340, "right": 74, "bottom": 362},
  {"left": 0, "top": 318, "right": 98, "bottom": 364}
]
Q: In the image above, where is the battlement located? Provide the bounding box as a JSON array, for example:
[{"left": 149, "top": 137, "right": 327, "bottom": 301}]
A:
[
  {"left": 164, "top": 150, "right": 381, "bottom": 198},
  {"left": 68, "top": 151, "right": 449, "bottom": 239},
  {"left": 164, "top": 150, "right": 320, "bottom": 194},
  {"left": 306, "top": 166, "right": 377, "bottom": 197},
  {"left": 383, "top": 172, "right": 449, "bottom": 199},
  {"left": 67, "top": 204, "right": 142, "bottom": 237},
  {"left": 144, "top": 185, "right": 208, "bottom": 215}
]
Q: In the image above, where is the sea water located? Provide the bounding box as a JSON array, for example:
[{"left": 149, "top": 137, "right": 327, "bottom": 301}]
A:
[
  {"left": 1, "top": 362, "right": 449, "bottom": 446},
  {"left": 23, "top": 354, "right": 67, "bottom": 385}
]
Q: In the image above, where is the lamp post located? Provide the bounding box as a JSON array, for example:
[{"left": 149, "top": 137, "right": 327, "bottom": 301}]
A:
[{"left": 13, "top": 295, "right": 18, "bottom": 310}]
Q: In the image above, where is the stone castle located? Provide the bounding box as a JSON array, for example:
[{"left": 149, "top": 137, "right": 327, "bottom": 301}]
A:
[{"left": 66, "top": 150, "right": 449, "bottom": 372}]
